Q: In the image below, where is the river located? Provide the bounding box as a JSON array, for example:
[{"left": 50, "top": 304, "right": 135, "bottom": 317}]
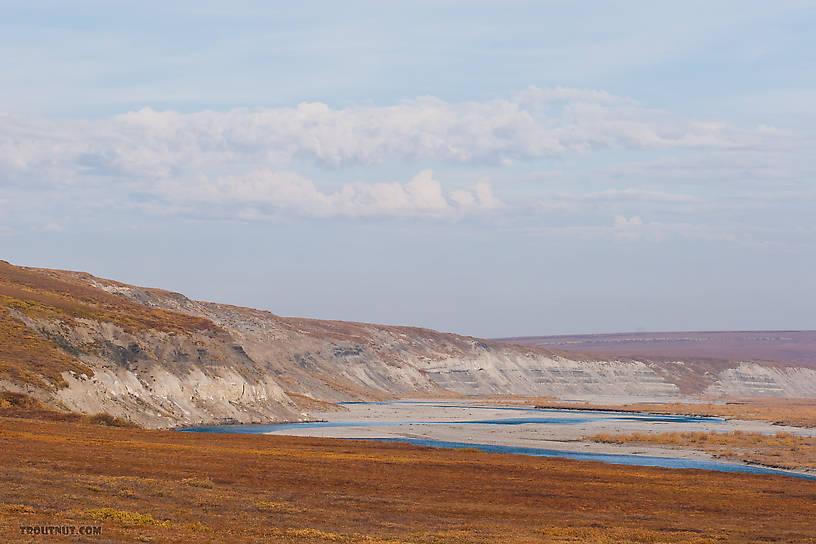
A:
[{"left": 181, "top": 399, "right": 816, "bottom": 480}]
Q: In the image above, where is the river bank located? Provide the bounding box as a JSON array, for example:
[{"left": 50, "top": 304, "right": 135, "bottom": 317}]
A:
[
  {"left": 183, "top": 399, "right": 816, "bottom": 478},
  {"left": 5, "top": 414, "right": 815, "bottom": 543}
]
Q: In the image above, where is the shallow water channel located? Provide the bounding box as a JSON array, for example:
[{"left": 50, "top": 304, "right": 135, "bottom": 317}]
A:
[{"left": 181, "top": 400, "right": 816, "bottom": 480}]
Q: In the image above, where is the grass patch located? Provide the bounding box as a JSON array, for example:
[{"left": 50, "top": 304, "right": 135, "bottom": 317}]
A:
[
  {"left": 538, "top": 525, "right": 725, "bottom": 543},
  {"left": 0, "top": 307, "right": 91, "bottom": 389},
  {"left": 589, "top": 430, "right": 816, "bottom": 470},
  {"left": 0, "top": 260, "right": 221, "bottom": 390},
  {"left": 286, "top": 392, "right": 348, "bottom": 412},
  {"left": 82, "top": 412, "right": 138, "bottom": 428},
  {"left": 256, "top": 500, "right": 305, "bottom": 513},
  {"left": 0, "top": 391, "right": 139, "bottom": 428},
  {"left": 2, "top": 395, "right": 815, "bottom": 543},
  {"left": 180, "top": 477, "right": 214, "bottom": 489},
  {"left": 1, "top": 503, "right": 36, "bottom": 514},
  {"left": 85, "top": 508, "right": 168, "bottom": 527},
  {"left": 535, "top": 398, "right": 816, "bottom": 428},
  {"left": 0, "top": 260, "right": 220, "bottom": 335}
]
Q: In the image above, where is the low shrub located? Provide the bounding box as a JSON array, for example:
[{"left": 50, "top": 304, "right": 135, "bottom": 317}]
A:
[{"left": 85, "top": 508, "right": 168, "bottom": 527}]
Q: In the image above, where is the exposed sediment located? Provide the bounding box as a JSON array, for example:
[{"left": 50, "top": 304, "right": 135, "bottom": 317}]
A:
[{"left": 2, "top": 260, "right": 815, "bottom": 428}]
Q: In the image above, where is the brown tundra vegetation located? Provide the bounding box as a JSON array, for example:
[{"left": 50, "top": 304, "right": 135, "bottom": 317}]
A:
[
  {"left": 2, "top": 407, "right": 816, "bottom": 544},
  {"left": 534, "top": 398, "right": 816, "bottom": 428},
  {"left": 590, "top": 430, "right": 816, "bottom": 472}
]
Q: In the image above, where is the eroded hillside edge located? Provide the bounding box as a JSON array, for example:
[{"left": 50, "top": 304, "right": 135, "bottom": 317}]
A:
[{"left": 2, "top": 260, "right": 815, "bottom": 428}]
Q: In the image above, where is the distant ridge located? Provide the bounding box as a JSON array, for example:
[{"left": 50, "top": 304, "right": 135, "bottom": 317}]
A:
[
  {"left": 494, "top": 331, "right": 816, "bottom": 367},
  {"left": 2, "top": 259, "right": 816, "bottom": 428}
]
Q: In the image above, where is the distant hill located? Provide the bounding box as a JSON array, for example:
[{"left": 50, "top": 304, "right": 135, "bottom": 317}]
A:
[
  {"left": 2, "top": 259, "right": 816, "bottom": 428},
  {"left": 494, "top": 331, "right": 816, "bottom": 367}
]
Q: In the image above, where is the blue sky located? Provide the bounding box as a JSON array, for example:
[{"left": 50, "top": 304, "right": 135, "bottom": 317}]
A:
[{"left": 1, "top": 1, "right": 815, "bottom": 337}]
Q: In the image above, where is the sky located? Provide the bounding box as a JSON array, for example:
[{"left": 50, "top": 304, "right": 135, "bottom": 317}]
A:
[{"left": 1, "top": 1, "right": 815, "bottom": 337}]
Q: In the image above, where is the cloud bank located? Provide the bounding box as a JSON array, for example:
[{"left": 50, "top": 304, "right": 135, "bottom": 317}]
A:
[
  {"left": 0, "top": 87, "right": 788, "bottom": 183},
  {"left": 0, "top": 87, "right": 811, "bottom": 234},
  {"left": 155, "top": 169, "right": 503, "bottom": 219}
]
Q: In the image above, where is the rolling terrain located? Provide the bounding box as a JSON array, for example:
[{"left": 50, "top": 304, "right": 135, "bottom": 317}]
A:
[
  {"left": 2, "top": 259, "right": 816, "bottom": 428},
  {"left": 3, "top": 415, "right": 816, "bottom": 544},
  {"left": 496, "top": 331, "right": 816, "bottom": 366},
  {"left": 3, "top": 260, "right": 816, "bottom": 543},
  {"left": 496, "top": 331, "right": 816, "bottom": 396}
]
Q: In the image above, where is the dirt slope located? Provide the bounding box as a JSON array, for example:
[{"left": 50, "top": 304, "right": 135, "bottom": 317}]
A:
[{"left": 2, "top": 260, "right": 816, "bottom": 428}]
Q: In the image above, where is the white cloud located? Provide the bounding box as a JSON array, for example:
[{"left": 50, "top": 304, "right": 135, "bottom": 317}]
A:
[
  {"left": 0, "top": 88, "right": 810, "bottom": 229},
  {"left": 613, "top": 215, "right": 643, "bottom": 228},
  {"left": 155, "top": 169, "right": 502, "bottom": 219},
  {"left": 0, "top": 87, "right": 790, "bottom": 186},
  {"left": 613, "top": 215, "right": 643, "bottom": 240}
]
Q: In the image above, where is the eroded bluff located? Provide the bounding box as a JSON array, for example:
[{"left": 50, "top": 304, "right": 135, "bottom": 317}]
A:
[{"left": 2, "top": 261, "right": 815, "bottom": 428}]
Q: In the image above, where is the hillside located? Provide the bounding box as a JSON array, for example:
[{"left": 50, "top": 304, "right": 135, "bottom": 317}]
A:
[{"left": 2, "top": 260, "right": 816, "bottom": 428}]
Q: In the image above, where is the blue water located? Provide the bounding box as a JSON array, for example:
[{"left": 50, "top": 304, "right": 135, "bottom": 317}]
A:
[
  {"left": 369, "top": 438, "right": 816, "bottom": 481},
  {"left": 179, "top": 404, "right": 815, "bottom": 480}
]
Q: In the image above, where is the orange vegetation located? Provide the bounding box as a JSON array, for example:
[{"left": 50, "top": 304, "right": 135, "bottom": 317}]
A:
[
  {"left": 589, "top": 430, "right": 816, "bottom": 471},
  {"left": 0, "top": 392, "right": 136, "bottom": 428},
  {"left": 0, "top": 260, "right": 219, "bottom": 335},
  {"left": 534, "top": 398, "right": 816, "bottom": 427},
  {"left": 284, "top": 392, "right": 347, "bottom": 412},
  {"left": 0, "top": 308, "right": 91, "bottom": 389},
  {"left": 1, "top": 413, "right": 815, "bottom": 543},
  {"left": 0, "top": 260, "right": 221, "bottom": 389}
]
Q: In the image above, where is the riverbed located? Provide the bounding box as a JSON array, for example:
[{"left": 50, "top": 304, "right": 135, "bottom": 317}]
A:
[{"left": 182, "top": 399, "right": 816, "bottom": 480}]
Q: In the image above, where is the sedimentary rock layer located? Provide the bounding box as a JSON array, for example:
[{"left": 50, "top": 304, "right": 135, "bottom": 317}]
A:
[{"left": 2, "top": 260, "right": 814, "bottom": 428}]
